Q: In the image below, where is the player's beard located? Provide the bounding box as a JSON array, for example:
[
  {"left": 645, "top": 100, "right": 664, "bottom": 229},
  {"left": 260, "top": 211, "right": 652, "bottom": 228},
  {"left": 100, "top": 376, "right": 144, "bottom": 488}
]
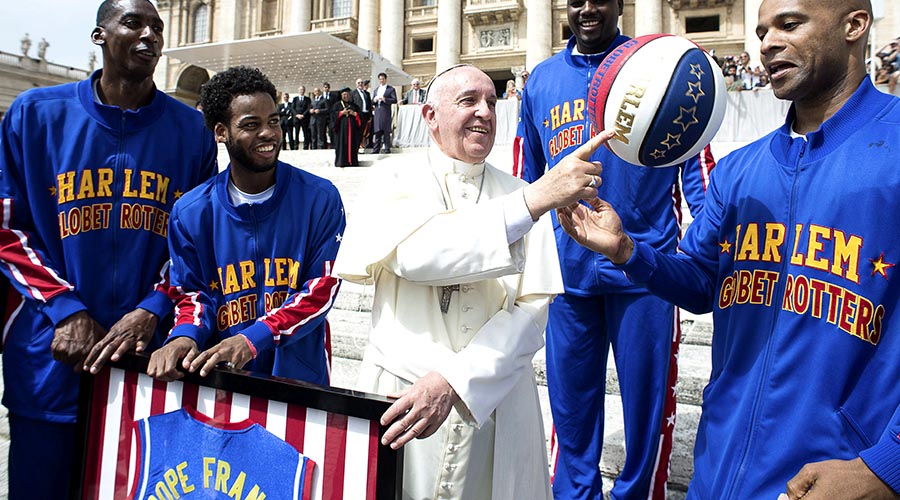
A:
[{"left": 225, "top": 137, "right": 279, "bottom": 174}]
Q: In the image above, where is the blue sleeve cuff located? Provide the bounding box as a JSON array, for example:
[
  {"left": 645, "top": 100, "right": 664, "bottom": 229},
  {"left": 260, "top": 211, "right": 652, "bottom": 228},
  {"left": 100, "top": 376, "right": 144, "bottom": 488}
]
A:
[
  {"left": 618, "top": 240, "right": 658, "bottom": 284},
  {"left": 40, "top": 291, "right": 88, "bottom": 326},
  {"left": 167, "top": 324, "right": 207, "bottom": 348},
  {"left": 137, "top": 289, "right": 175, "bottom": 320},
  {"left": 860, "top": 433, "right": 900, "bottom": 493},
  {"left": 240, "top": 321, "right": 276, "bottom": 354}
]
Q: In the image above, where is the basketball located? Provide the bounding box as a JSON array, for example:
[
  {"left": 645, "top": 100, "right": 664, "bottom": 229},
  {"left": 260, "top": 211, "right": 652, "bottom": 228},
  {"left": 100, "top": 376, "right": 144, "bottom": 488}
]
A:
[{"left": 588, "top": 34, "right": 726, "bottom": 168}]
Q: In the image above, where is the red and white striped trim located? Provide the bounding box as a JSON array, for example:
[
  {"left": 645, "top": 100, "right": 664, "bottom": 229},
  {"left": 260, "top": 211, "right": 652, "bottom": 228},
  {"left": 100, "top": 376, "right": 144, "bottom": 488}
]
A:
[
  {"left": 172, "top": 286, "right": 204, "bottom": 329},
  {"left": 0, "top": 198, "right": 73, "bottom": 301},
  {"left": 263, "top": 261, "right": 341, "bottom": 342}
]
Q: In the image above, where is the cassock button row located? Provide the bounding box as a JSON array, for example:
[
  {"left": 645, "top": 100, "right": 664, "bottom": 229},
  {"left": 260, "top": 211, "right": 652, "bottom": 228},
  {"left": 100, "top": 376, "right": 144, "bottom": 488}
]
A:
[
  {"left": 452, "top": 424, "right": 464, "bottom": 432},
  {"left": 444, "top": 463, "right": 458, "bottom": 471},
  {"left": 441, "top": 482, "right": 453, "bottom": 491}
]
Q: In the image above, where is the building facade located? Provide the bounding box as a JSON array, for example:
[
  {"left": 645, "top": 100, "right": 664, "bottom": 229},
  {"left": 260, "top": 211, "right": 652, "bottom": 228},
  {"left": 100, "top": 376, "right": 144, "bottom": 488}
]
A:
[{"left": 154, "top": 0, "right": 900, "bottom": 101}]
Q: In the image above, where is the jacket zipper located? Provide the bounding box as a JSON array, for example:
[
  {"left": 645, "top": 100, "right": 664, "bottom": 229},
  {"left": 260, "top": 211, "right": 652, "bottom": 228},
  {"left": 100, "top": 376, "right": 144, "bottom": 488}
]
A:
[
  {"left": 112, "top": 111, "right": 127, "bottom": 317},
  {"left": 725, "top": 138, "right": 807, "bottom": 498}
]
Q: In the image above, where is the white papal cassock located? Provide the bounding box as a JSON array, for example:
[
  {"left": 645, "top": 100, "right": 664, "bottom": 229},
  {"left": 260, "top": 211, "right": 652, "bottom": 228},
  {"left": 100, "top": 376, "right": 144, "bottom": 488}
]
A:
[{"left": 334, "top": 147, "right": 562, "bottom": 500}]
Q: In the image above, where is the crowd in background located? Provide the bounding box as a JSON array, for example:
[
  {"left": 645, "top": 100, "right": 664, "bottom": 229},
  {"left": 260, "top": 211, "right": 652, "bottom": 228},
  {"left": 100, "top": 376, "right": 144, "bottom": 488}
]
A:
[
  {"left": 713, "top": 50, "right": 771, "bottom": 91},
  {"left": 874, "top": 37, "right": 900, "bottom": 93}
]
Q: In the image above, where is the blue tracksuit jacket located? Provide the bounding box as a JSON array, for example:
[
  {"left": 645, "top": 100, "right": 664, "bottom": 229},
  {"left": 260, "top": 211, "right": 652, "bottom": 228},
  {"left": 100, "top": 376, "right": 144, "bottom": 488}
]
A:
[
  {"left": 0, "top": 71, "right": 216, "bottom": 422},
  {"left": 622, "top": 78, "right": 900, "bottom": 498},
  {"left": 167, "top": 162, "right": 345, "bottom": 386}
]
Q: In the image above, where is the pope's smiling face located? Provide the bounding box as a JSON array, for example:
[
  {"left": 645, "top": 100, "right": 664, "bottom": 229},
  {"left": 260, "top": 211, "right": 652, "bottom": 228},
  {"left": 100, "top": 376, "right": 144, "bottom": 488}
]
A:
[{"left": 423, "top": 66, "right": 497, "bottom": 164}]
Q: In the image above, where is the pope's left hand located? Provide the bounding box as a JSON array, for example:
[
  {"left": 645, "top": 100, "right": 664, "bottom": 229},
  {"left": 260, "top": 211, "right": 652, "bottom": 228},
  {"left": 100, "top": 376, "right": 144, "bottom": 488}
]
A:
[
  {"left": 784, "top": 457, "right": 898, "bottom": 499},
  {"left": 380, "top": 371, "right": 459, "bottom": 450}
]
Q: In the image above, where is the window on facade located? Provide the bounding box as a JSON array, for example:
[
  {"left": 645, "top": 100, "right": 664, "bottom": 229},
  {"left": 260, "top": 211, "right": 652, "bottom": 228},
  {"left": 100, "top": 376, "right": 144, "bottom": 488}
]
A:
[
  {"left": 191, "top": 3, "right": 209, "bottom": 43},
  {"left": 260, "top": 0, "right": 279, "bottom": 32},
  {"left": 685, "top": 15, "right": 720, "bottom": 33},
  {"left": 411, "top": 36, "right": 434, "bottom": 54},
  {"left": 413, "top": 0, "right": 436, "bottom": 6},
  {"left": 561, "top": 25, "right": 572, "bottom": 41},
  {"left": 332, "top": 0, "right": 351, "bottom": 18}
]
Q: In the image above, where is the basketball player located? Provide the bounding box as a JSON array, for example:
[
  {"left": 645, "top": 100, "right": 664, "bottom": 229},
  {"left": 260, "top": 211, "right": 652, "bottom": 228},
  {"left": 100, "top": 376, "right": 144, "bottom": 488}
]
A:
[
  {"left": 513, "top": 0, "right": 716, "bottom": 498},
  {"left": 0, "top": 0, "right": 216, "bottom": 496},
  {"left": 556, "top": 0, "right": 900, "bottom": 498},
  {"left": 147, "top": 66, "right": 345, "bottom": 386}
]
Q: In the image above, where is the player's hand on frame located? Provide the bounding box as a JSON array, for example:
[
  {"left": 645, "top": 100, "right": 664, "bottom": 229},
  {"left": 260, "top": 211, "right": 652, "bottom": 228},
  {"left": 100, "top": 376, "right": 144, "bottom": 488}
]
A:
[
  {"left": 51, "top": 310, "right": 105, "bottom": 371},
  {"left": 523, "top": 129, "right": 615, "bottom": 220},
  {"left": 189, "top": 334, "right": 255, "bottom": 377},
  {"left": 147, "top": 337, "right": 199, "bottom": 382},
  {"left": 783, "top": 457, "right": 898, "bottom": 500},
  {"left": 380, "top": 371, "right": 459, "bottom": 450},
  {"left": 84, "top": 307, "right": 158, "bottom": 374},
  {"left": 557, "top": 197, "right": 634, "bottom": 264}
]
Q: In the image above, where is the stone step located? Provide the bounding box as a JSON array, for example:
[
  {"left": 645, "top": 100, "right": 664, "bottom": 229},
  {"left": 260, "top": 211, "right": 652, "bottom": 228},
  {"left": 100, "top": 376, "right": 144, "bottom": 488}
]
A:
[
  {"left": 332, "top": 355, "right": 692, "bottom": 499},
  {"left": 328, "top": 308, "right": 712, "bottom": 407}
]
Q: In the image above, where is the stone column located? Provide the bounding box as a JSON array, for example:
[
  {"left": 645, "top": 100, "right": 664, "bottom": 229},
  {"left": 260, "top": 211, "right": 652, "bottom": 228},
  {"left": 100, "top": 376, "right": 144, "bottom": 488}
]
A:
[
  {"left": 217, "top": 0, "right": 237, "bottom": 40},
  {"left": 744, "top": 0, "right": 761, "bottom": 66},
  {"left": 380, "top": 0, "right": 404, "bottom": 66},
  {"left": 289, "top": 0, "right": 311, "bottom": 33},
  {"left": 436, "top": 0, "right": 462, "bottom": 71},
  {"left": 633, "top": 0, "right": 662, "bottom": 36},
  {"left": 525, "top": 0, "right": 551, "bottom": 71},
  {"left": 358, "top": 0, "right": 379, "bottom": 52}
]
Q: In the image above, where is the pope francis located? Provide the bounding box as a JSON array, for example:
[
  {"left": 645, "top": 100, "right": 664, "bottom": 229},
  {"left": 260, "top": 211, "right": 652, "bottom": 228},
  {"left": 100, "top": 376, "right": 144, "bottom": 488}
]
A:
[{"left": 334, "top": 64, "right": 614, "bottom": 500}]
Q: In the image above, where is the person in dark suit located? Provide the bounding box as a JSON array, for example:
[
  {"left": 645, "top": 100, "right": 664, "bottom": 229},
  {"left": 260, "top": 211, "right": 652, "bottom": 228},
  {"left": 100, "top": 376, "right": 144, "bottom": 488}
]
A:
[
  {"left": 401, "top": 78, "right": 426, "bottom": 105},
  {"left": 310, "top": 87, "right": 329, "bottom": 149},
  {"left": 351, "top": 78, "right": 372, "bottom": 151},
  {"left": 371, "top": 72, "right": 397, "bottom": 154},
  {"left": 291, "top": 85, "right": 312, "bottom": 150},
  {"left": 322, "top": 82, "right": 338, "bottom": 148},
  {"left": 277, "top": 92, "right": 296, "bottom": 150}
]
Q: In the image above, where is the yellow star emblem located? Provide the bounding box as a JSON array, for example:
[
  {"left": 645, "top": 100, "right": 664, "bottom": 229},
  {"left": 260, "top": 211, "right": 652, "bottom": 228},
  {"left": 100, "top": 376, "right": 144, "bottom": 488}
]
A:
[
  {"left": 174, "top": 189, "right": 184, "bottom": 200},
  {"left": 49, "top": 186, "right": 57, "bottom": 197},
  {"left": 209, "top": 280, "right": 219, "bottom": 291},
  {"left": 650, "top": 149, "right": 666, "bottom": 160},
  {"left": 673, "top": 106, "right": 699, "bottom": 132},
  {"left": 686, "top": 81, "right": 705, "bottom": 103},
  {"left": 870, "top": 253, "right": 895, "bottom": 280},
  {"left": 661, "top": 133, "right": 682, "bottom": 151},
  {"left": 543, "top": 118, "right": 550, "bottom": 128},
  {"left": 719, "top": 240, "right": 732, "bottom": 254},
  {"left": 689, "top": 64, "right": 705, "bottom": 80}
]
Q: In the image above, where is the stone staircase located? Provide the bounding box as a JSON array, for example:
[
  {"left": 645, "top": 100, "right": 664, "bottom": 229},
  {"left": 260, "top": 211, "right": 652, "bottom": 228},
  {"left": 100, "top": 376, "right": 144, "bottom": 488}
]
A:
[{"left": 277, "top": 146, "right": 715, "bottom": 499}]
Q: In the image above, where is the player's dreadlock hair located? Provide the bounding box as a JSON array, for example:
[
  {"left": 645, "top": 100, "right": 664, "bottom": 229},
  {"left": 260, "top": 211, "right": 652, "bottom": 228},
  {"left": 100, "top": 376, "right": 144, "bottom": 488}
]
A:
[
  {"left": 96, "top": 0, "right": 155, "bottom": 26},
  {"left": 199, "top": 66, "right": 278, "bottom": 131}
]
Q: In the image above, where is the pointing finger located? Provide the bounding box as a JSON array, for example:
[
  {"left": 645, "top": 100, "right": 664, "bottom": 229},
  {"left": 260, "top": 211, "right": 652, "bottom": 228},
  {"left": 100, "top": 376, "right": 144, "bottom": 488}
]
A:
[{"left": 571, "top": 129, "right": 616, "bottom": 161}]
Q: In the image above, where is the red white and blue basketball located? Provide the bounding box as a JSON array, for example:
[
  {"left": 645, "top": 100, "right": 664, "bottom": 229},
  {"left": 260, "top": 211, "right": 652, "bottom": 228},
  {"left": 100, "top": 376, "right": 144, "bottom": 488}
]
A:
[{"left": 588, "top": 34, "right": 726, "bottom": 168}]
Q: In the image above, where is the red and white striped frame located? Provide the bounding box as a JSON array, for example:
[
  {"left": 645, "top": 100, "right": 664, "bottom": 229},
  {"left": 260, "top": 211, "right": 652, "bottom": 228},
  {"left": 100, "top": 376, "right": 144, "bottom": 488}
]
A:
[{"left": 76, "top": 358, "right": 400, "bottom": 500}]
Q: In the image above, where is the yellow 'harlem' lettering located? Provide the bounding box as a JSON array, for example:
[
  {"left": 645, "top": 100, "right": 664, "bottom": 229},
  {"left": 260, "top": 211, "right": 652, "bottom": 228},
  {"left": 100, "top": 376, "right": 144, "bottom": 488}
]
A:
[
  {"left": 735, "top": 222, "right": 862, "bottom": 283},
  {"left": 122, "top": 168, "right": 171, "bottom": 204},
  {"left": 612, "top": 84, "right": 647, "bottom": 145},
  {"left": 549, "top": 99, "right": 586, "bottom": 129},
  {"left": 56, "top": 168, "right": 116, "bottom": 204}
]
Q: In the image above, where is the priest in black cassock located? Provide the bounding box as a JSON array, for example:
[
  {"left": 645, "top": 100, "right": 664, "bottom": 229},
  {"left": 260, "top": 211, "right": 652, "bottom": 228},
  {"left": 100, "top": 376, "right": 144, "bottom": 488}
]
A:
[{"left": 331, "top": 88, "right": 362, "bottom": 167}]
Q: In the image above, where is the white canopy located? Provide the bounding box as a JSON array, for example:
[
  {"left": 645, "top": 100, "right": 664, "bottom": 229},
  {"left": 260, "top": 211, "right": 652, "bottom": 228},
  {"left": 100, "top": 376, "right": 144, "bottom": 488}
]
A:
[{"left": 164, "top": 31, "right": 410, "bottom": 92}]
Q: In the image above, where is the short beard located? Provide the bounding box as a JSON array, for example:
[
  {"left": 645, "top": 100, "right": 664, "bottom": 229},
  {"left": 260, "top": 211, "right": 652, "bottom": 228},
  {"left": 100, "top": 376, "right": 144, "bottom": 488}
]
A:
[{"left": 224, "top": 137, "right": 278, "bottom": 173}]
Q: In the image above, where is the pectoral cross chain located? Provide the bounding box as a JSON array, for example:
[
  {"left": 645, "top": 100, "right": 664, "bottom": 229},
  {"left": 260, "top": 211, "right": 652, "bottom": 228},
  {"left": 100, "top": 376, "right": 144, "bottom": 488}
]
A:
[{"left": 440, "top": 285, "right": 460, "bottom": 314}]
